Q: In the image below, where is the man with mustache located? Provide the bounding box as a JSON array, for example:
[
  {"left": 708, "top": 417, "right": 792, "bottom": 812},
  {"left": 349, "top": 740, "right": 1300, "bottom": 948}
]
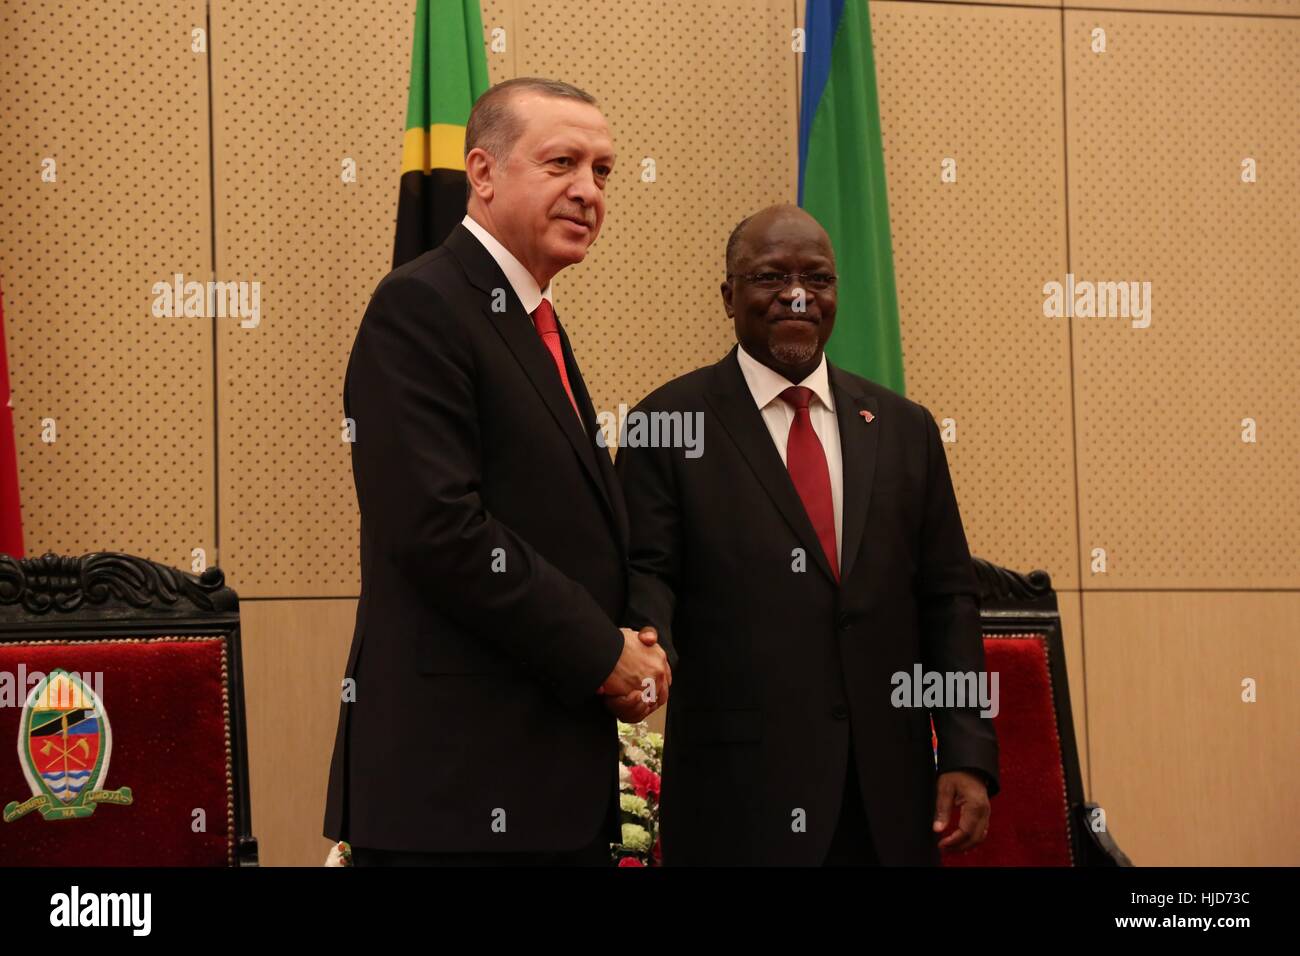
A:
[
  {"left": 616, "top": 204, "right": 997, "bottom": 865},
  {"left": 325, "top": 78, "right": 669, "bottom": 866}
]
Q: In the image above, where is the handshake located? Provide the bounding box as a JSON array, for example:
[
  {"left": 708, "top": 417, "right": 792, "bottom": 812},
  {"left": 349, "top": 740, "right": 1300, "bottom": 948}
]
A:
[{"left": 597, "top": 626, "right": 671, "bottom": 722}]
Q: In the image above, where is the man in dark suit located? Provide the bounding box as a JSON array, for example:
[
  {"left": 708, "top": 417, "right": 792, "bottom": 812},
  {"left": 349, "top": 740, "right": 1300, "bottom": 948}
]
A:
[
  {"left": 616, "top": 204, "right": 998, "bottom": 865},
  {"left": 324, "top": 78, "right": 669, "bottom": 866}
]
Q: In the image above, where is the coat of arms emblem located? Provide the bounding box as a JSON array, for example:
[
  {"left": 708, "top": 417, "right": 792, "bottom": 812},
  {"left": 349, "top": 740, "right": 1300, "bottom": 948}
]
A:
[{"left": 4, "top": 668, "right": 133, "bottom": 822}]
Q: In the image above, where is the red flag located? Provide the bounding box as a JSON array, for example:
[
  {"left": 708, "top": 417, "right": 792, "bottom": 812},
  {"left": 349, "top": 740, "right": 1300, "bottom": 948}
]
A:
[{"left": 0, "top": 281, "right": 24, "bottom": 557}]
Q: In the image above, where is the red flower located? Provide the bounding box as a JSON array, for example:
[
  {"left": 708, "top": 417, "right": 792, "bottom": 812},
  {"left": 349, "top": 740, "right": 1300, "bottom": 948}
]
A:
[
  {"left": 652, "top": 835, "right": 663, "bottom": 865},
  {"left": 629, "top": 765, "right": 660, "bottom": 800},
  {"left": 618, "top": 856, "right": 645, "bottom": 867}
]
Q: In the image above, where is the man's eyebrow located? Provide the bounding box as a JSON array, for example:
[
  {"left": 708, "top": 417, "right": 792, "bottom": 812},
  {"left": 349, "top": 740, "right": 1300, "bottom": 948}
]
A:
[
  {"left": 535, "top": 136, "right": 616, "bottom": 162},
  {"left": 747, "top": 251, "right": 832, "bottom": 269},
  {"left": 532, "top": 136, "right": 578, "bottom": 155}
]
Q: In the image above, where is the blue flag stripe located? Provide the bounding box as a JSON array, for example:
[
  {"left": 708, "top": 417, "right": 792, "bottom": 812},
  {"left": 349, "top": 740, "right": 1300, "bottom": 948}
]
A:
[{"left": 797, "top": 0, "right": 846, "bottom": 203}]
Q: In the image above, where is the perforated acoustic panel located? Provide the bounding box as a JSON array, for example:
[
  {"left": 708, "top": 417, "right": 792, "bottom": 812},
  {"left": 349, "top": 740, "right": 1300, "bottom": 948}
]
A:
[
  {"left": 931, "top": 0, "right": 1300, "bottom": 12},
  {"left": 210, "top": 0, "right": 512, "bottom": 596},
  {"left": 0, "top": 0, "right": 213, "bottom": 567},
  {"left": 871, "top": 2, "right": 1079, "bottom": 588},
  {"left": 517, "top": 0, "right": 798, "bottom": 420},
  {"left": 1066, "top": 11, "right": 1300, "bottom": 588},
  {"left": 924, "top": 0, "right": 1059, "bottom": 7},
  {"left": 1079, "top": 0, "right": 1300, "bottom": 17}
]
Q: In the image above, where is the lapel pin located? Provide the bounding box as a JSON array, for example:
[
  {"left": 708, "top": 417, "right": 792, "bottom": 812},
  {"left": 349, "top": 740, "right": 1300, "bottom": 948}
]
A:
[{"left": 859, "top": 409, "right": 875, "bottom": 423}]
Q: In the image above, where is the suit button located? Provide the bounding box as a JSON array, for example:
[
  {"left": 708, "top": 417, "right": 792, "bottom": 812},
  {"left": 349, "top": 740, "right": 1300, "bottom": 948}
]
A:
[
  {"left": 838, "top": 615, "right": 852, "bottom": 631},
  {"left": 831, "top": 705, "right": 849, "bottom": 720}
]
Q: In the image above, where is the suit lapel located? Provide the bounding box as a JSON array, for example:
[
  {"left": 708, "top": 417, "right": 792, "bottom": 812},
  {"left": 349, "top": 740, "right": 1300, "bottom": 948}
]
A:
[
  {"left": 705, "top": 348, "right": 838, "bottom": 585},
  {"left": 444, "top": 225, "right": 615, "bottom": 528},
  {"left": 829, "top": 363, "right": 880, "bottom": 583},
  {"left": 561, "top": 323, "right": 629, "bottom": 554}
]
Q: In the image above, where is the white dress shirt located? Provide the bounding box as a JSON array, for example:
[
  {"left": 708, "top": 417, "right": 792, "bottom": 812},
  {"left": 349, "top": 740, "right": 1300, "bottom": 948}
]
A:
[
  {"left": 461, "top": 214, "right": 587, "bottom": 432},
  {"left": 734, "top": 345, "right": 843, "bottom": 562},
  {"left": 461, "top": 214, "right": 553, "bottom": 317}
]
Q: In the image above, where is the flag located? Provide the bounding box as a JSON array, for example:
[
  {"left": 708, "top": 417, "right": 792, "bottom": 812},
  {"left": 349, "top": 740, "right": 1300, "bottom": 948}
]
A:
[
  {"left": 393, "top": 0, "right": 491, "bottom": 268},
  {"left": 0, "top": 279, "right": 24, "bottom": 558},
  {"left": 799, "top": 0, "right": 905, "bottom": 394}
]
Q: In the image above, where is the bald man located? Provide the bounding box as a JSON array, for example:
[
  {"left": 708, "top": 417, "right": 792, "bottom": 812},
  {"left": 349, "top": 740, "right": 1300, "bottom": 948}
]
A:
[{"left": 616, "top": 204, "right": 998, "bottom": 865}]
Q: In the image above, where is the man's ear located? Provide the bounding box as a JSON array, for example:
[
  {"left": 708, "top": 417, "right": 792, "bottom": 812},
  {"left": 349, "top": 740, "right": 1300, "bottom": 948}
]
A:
[
  {"left": 465, "top": 147, "right": 495, "bottom": 201},
  {"left": 720, "top": 279, "right": 734, "bottom": 319}
]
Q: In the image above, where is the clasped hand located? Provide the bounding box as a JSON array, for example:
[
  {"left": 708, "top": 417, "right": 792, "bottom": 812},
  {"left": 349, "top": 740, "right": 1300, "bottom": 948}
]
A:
[{"left": 598, "top": 627, "right": 670, "bottom": 722}]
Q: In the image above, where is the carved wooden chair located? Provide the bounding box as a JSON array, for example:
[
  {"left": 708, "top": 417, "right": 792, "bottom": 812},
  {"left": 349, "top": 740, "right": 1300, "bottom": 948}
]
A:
[
  {"left": 943, "top": 558, "right": 1131, "bottom": 866},
  {"left": 0, "top": 552, "right": 257, "bottom": 866}
]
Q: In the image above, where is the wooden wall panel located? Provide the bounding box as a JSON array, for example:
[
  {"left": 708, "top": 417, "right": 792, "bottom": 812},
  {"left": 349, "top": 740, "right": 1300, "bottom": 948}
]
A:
[
  {"left": 0, "top": 0, "right": 213, "bottom": 567},
  {"left": 1066, "top": 10, "right": 1300, "bottom": 588},
  {"left": 1077, "top": 0, "right": 1300, "bottom": 16},
  {"left": 925, "top": 0, "right": 1059, "bottom": 6},
  {"left": 210, "top": 0, "right": 410, "bottom": 597},
  {"left": 210, "top": 0, "right": 514, "bottom": 598},
  {"left": 1083, "top": 591, "right": 1300, "bottom": 865},
  {"left": 871, "top": 2, "right": 1079, "bottom": 587},
  {"left": 241, "top": 597, "right": 356, "bottom": 866}
]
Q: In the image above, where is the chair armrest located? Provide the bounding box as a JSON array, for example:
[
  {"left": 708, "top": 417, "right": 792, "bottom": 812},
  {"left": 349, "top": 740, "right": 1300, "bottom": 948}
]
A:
[
  {"left": 237, "top": 836, "right": 260, "bottom": 867},
  {"left": 1075, "top": 802, "right": 1133, "bottom": 867}
]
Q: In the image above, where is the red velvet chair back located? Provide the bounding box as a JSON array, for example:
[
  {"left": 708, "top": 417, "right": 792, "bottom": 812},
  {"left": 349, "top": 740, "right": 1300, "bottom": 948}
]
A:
[
  {"left": 943, "top": 632, "right": 1073, "bottom": 865},
  {"left": 943, "top": 559, "right": 1129, "bottom": 867},
  {"left": 0, "top": 552, "right": 256, "bottom": 866}
]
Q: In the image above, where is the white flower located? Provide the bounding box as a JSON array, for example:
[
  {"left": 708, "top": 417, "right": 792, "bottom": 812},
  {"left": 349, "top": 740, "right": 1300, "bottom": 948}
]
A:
[
  {"left": 620, "top": 793, "right": 650, "bottom": 817},
  {"left": 621, "top": 823, "right": 652, "bottom": 851},
  {"left": 619, "top": 763, "right": 632, "bottom": 784}
]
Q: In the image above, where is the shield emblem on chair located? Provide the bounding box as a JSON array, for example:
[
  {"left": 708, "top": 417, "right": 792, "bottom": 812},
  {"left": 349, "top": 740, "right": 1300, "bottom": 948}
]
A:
[{"left": 4, "top": 668, "right": 133, "bottom": 822}]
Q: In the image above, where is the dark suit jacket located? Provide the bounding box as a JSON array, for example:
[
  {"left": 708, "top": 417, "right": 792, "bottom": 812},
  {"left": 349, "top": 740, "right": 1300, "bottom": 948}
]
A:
[
  {"left": 615, "top": 347, "right": 999, "bottom": 865},
  {"left": 323, "top": 223, "right": 629, "bottom": 853}
]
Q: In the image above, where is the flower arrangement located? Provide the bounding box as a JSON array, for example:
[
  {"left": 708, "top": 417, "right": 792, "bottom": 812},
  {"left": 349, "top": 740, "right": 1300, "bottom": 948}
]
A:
[
  {"left": 612, "top": 720, "right": 663, "bottom": 866},
  {"left": 324, "top": 840, "right": 352, "bottom": 866}
]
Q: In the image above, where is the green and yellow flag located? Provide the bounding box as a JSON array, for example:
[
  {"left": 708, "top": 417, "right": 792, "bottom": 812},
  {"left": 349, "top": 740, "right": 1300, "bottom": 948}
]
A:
[{"left": 394, "top": 0, "right": 491, "bottom": 268}]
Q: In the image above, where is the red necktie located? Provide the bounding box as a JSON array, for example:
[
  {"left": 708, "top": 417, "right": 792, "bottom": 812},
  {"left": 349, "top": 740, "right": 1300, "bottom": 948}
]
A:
[
  {"left": 531, "top": 299, "right": 581, "bottom": 420},
  {"left": 780, "top": 386, "right": 839, "bottom": 581}
]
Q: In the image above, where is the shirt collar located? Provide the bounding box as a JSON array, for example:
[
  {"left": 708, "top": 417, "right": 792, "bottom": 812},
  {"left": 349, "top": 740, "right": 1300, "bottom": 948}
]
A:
[
  {"left": 735, "top": 345, "right": 834, "bottom": 413},
  {"left": 461, "top": 214, "right": 554, "bottom": 315}
]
